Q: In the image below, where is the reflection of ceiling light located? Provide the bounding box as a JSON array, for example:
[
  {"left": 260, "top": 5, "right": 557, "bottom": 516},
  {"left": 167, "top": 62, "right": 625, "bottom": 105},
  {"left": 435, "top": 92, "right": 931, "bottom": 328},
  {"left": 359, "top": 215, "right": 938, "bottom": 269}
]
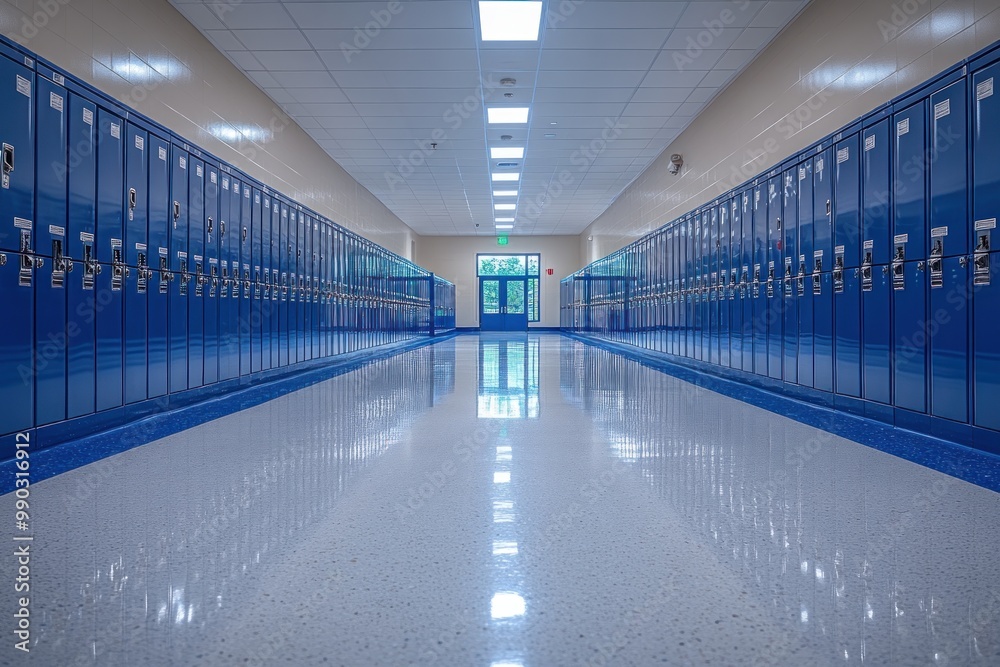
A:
[
  {"left": 493, "top": 190, "right": 518, "bottom": 197},
  {"left": 492, "top": 172, "right": 520, "bottom": 181},
  {"left": 479, "top": 2, "right": 543, "bottom": 41},
  {"left": 488, "top": 107, "right": 530, "bottom": 124},
  {"left": 544, "top": 133, "right": 556, "bottom": 138},
  {"left": 493, "top": 541, "right": 519, "bottom": 555},
  {"left": 208, "top": 124, "right": 271, "bottom": 143},
  {"left": 494, "top": 471, "right": 511, "bottom": 483},
  {"left": 491, "top": 592, "right": 526, "bottom": 619},
  {"left": 491, "top": 147, "right": 525, "bottom": 159},
  {"left": 495, "top": 203, "right": 516, "bottom": 210}
]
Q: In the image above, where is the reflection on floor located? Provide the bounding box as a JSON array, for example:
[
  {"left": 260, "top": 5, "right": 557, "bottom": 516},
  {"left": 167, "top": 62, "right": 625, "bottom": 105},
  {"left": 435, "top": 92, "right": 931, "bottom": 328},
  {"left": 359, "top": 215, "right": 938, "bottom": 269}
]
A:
[{"left": 2, "top": 334, "right": 998, "bottom": 666}]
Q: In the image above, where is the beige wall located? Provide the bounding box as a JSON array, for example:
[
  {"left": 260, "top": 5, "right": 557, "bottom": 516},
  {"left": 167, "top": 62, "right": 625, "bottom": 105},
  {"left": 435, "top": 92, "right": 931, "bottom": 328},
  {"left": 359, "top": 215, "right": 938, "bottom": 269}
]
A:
[
  {"left": 0, "top": 0, "right": 417, "bottom": 257},
  {"left": 414, "top": 236, "right": 581, "bottom": 328},
  {"left": 582, "top": 0, "right": 1000, "bottom": 264}
]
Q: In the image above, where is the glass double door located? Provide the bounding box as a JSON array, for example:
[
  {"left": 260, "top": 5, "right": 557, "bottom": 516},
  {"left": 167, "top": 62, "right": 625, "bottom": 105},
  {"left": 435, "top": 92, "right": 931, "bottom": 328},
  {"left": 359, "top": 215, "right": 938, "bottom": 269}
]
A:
[{"left": 480, "top": 277, "right": 528, "bottom": 331}]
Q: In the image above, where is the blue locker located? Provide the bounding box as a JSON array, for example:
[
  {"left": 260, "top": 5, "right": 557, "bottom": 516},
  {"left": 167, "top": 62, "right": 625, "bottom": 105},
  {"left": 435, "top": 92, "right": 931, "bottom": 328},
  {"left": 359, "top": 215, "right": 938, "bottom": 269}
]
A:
[
  {"left": 250, "top": 189, "right": 263, "bottom": 373},
  {"left": 203, "top": 163, "right": 219, "bottom": 385},
  {"left": 35, "top": 75, "right": 69, "bottom": 426},
  {"left": 928, "top": 78, "right": 970, "bottom": 424},
  {"left": 798, "top": 158, "right": 815, "bottom": 279},
  {"left": 782, "top": 167, "right": 798, "bottom": 383},
  {"left": 147, "top": 134, "right": 169, "bottom": 399},
  {"left": 862, "top": 263, "right": 892, "bottom": 404},
  {"left": 834, "top": 133, "right": 861, "bottom": 397},
  {"left": 168, "top": 145, "right": 188, "bottom": 393},
  {"left": 798, "top": 159, "right": 815, "bottom": 388},
  {"left": 752, "top": 183, "right": 767, "bottom": 375},
  {"left": 893, "top": 101, "right": 928, "bottom": 265},
  {"left": 892, "top": 260, "right": 927, "bottom": 414},
  {"left": 66, "top": 92, "right": 98, "bottom": 420},
  {"left": 729, "top": 197, "right": 742, "bottom": 369},
  {"left": 0, "top": 52, "right": 35, "bottom": 432},
  {"left": 708, "top": 206, "right": 719, "bottom": 365},
  {"left": 692, "top": 212, "right": 703, "bottom": 361},
  {"left": 814, "top": 267, "right": 834, "bottom": 393},
  {"left": 269, "top": 197, "right": 280, "bottom": 369},
  {"left": 767, "top": 173, "right": 782, "bottom": 380},
  {"left": 187, "top": 157, "right": 205, "bottom": 389},
  {"left": 718, "top": 202, "right": 731, "bottom": 368},
  {"left": 318, "top": 223, "right": 328, "bottom": 358},
  {"left": 95, "top": 108, "right": 125, "bottom": 413},
  {"left": 217, "top": 173, "right": 233, "bottom": 380},
  {"left": 222, "top": 175, "right": 241, "bottom": 380},
  {"left": 740, "top": 190, "right": 754, "bottom": 373},
  {"left": 297, "top": 210, "right": 307, "bottom": 362},
  {"left": 279, "top": 200, "right": 291, "bottom": 366},
  {"left": 813, "top": 148, "right": 833, "bottom": 275},
  {"left": 124, "top": 123, "right": 148, "bottom": 405},
  {"left": 972, "top": 60, "right": 1000, "bottom": 432},
  {"left": 862, "top": 119, "right": 892, "bottom": 268},
  {"left": 239, "top": 182, "right": 251, "bottom": 376}
]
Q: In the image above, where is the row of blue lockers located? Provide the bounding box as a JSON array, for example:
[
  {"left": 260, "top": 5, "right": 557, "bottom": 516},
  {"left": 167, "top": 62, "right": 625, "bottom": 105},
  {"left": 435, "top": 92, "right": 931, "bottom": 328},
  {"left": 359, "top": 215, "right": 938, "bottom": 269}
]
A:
[
  {"left": 561, "top": 40, "right": 1000, "bottom": 453},
  {"left": 0, "top": 37, "right": 455, "bottom": 460}
]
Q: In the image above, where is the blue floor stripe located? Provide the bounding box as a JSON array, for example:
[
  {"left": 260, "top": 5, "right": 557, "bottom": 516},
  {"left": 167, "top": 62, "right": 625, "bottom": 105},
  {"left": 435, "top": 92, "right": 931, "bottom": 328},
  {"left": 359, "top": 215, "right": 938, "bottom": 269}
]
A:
[
  {"left": 563, "top": 332, "right": 1000, "bottom": 494},
  {"left": 2, "top": 334, "right": 456, "bottom": 495}
]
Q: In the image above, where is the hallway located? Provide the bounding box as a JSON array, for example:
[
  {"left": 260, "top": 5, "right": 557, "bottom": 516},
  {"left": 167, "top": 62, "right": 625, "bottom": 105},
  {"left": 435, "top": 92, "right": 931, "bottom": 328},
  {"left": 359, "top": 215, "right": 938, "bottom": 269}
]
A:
[{"left": 5, "top": 334, "right": 999, "bottom": 666}]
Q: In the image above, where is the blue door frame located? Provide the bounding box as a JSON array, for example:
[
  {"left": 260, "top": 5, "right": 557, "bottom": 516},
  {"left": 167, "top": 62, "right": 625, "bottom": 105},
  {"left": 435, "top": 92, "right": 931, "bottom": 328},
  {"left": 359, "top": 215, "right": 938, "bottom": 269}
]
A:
[{"left": 480, "top": 277, "right": 528, "bottom": 331}]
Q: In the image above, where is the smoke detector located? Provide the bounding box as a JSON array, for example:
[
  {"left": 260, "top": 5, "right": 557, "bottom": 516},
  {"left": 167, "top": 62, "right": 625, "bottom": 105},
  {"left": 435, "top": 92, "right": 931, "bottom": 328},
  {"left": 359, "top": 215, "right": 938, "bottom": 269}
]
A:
[
  {"left": 500, "top": 134, "right": 513, "bottom": 141},
  {"left": 500, "top": 77, "right": 516, "bottom": 86}
]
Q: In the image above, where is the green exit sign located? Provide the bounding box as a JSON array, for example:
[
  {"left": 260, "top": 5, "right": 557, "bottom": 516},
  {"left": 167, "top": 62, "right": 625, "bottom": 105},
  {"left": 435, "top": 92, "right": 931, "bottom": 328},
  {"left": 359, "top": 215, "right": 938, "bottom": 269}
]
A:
[{"left": 497, "top": 235, "right": 508, "bottom": 245}]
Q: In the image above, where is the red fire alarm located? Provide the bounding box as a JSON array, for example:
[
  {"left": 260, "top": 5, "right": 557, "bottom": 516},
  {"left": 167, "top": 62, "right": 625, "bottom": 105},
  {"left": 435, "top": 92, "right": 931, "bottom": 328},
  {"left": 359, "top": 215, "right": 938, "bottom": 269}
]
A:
[{"left": 546, "top": 268, "right": 554, "bottom": 275}]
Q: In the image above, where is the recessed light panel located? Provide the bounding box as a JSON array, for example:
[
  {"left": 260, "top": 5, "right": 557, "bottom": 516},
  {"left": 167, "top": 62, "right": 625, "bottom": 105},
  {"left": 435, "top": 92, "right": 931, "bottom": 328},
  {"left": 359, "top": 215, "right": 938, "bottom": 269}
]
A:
[
  {"left": 488, "top": 108, "right": 530, "bottom": 124},
  {"left": 492, "top": 172, "right": 520, "bottom": 181},
  {"left": 490, "top": 147, "right": 525, "bottom": 159},
  {"left": 493, "top": 190, "right": 518, "bottom": 197},
  {"left": 479, "top": 1, "right": 543, "bottom": 41},
  {"left": 494, "top": 203, "right": 516, "bottom": 211}
]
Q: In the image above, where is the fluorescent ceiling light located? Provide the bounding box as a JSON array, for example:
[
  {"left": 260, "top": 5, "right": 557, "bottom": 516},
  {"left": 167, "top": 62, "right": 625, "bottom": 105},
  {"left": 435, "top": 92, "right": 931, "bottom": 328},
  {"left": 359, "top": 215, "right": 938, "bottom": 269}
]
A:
[
  {"left": 494, "top": 203, "right": 516, "bottom": 211},
  {"left": 490, "top": 147, "right": 525, "bottom": 159},
  {"left": 493, "top": 190, "right": 518, "bottom": 197},
  {"left": 495, "top": 217, "right": 515, "bottom": 222},
  {"left": 495, "top": 224, "right": 514, "bottom": 230},
  {"left": 479, "top": 1, "right": 543, "bottom": 41},
  {"left": 488, "top": 107, "right": 530, "bottom": 124},
  {"left": 492, "top": 172, "right": 520, "bottom": 181}
]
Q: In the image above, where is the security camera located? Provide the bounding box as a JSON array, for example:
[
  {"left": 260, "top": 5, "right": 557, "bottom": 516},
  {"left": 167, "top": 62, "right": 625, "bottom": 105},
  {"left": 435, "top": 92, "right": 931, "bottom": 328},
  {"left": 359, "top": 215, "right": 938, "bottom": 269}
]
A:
[
  {"left": 475, "top": 223, "right": 480, "bottom": 227},
  {"left": 668, "top": 154, "right": 683, "bottom": 175}
]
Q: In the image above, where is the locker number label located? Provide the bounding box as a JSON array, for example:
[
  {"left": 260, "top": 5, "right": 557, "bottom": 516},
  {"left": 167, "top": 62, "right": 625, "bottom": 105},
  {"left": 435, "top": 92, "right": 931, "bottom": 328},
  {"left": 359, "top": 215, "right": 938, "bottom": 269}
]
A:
[
  {"left": 933, "top": 99, "right": 951, "bottom": 120},
  {"left": 897, "top": 118, "right": 910, "bottom": 136},
  {"left": 49, "top": 225, "right": 64, "bottom": 237},
  {"left": 159, "top": 147, "right": 167, "bottom": 161},
  {"left": 49, "top": 92, "right": 63, "bottom": 112},
  {"left": 836, "top": 148, "right": 849, "bottom": 164},
  {"left": 135, "top": 135, "right": 144, "bottom": 151},
  {"left": 976, "top": 218, "right": 997, "bottom": 231},
  {"left": 931, "top": 226, "right": 949, "bottom": 238},
  {"left": 864, "top": 135, "right": 876, "bottom": 152},
  {"left": 180, "top": 157, "right": 187, "bottom": 169},
  {"left": 863, "top": 240, "right": 874, "bottom": 250},
  {"left": 894, "top": 234, "right": 909, "bottom": 244},
  {"left": 16, "top": 75, "right": 30, "bottom": 97},
  {"left": 977, "top": 78, "right": 994, "bottom": 101},
  {"left": 14, "top": 218, "right": 31, "bottom": 230},
  {"left": 82, "top": 109, "right": 93, "bottom": 126}
]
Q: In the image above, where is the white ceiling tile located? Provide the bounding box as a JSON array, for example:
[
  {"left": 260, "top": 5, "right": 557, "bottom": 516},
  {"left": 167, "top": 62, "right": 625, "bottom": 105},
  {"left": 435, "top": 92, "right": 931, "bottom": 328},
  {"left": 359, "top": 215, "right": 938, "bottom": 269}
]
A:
[
  {"left": 676, "top": 2, "right": 767, "bottom": 29},
  {"left": 540, "top": 49, "right": 658, "bottom": 71},
  {"left": 732, "top": 27, "right": 780, "bottom": 51},
  {"left": 254, "top": 50, "right": 325, "bottom": 70},
  {"left": 543, "top": 28, "right": 669, "bottom": 50},
  {"left": 204, "top": 30, "right": 244, "bottom": 51},
  {"left": 218, "top": 3, "right": 297, "bottom": 29},
  {"left": 751, "top": 1, "right": 809, "bottom": 28}
]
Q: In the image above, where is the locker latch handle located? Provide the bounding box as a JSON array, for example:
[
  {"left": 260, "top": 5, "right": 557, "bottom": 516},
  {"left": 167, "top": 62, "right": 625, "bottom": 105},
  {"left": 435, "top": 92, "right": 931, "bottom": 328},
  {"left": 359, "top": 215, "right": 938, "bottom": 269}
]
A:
[
  {"left": 173, "top": 201, "right": 180, "bottom": 221},
  {"left": 242, "top": 227, "right": 248, "bottom": 242},
  {"left": 128, "top": 188, "right": 136, "bottom": 210},
  {"left": 207, "top": 217, "right": 213, "bottom": 234},
  {"left": 826, "top": 200, "right": 831, "bottom": 217},
  {"left": 2, "top": 143, "right": 14, "bottom": 186}
]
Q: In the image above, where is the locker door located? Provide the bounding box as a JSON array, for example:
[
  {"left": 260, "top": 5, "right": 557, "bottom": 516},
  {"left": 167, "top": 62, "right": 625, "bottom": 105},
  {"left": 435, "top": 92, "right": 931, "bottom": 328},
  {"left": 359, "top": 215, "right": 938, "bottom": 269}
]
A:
[
  {"left": 813, "top": 149, "right": 833, "bottom": 275},
  {"left": 799, "top": 270, "right": 815, "bottom": 389},
  {"left": 729, "top": 198, "right": 742, "bottom": 369},
  {"left": 862, "top": 263, "right": 892, "bottom": 404},
  {"left": 834, "top": 134, "right": 861, "bottom": 397},
  {"left": 147, "top": 135, "right": 170, "bottom": 398},
  {"left": 187, "top": 157, "right": 204, "bottom": 389},
  {"left": 311, "top": 217, "right": 320, "bottom": 359},
  {"left": 95, "top": 109, "right": 125, "bottom": 413},
  {"left": 280, "top": 202, "right": 292, "bottom": 366},
  {"left": 718, "top": 203, "right": 730, "bottom": 368},
  {"left": 767, "top": 174, "right": 783, "bottom": 380},
  {"left": 814, "top": 266, "right": 834, "bottom": 393},
  {"left": 929, "top": 257, "right": 969, "bottom": 422},
  {"left": 264, "top": 194, "right": 277, "bottom": 371},
  {"left": 218, "top": 174, "right": 233, "bottom": 380},
  {"left": 250, "top": 189, "right": 263, "bottom": 373},
  {"left": 0, "top": 54, "right": 34, "bottom": 441},
  {"left": 892, "top": 260, "right": 927, "bottom": 413},
  {"left": 226, "top": 177, "right": 242, "bottom": 379},
  {"left": 929, "top": 79, "right": 969, "bottom": 424},
  {"left": 239, "top": 183, "right": 252, "bottom": 376},
  {"left": 297, "top": 211, "right": 307, "bottom": 362},
  {"left": 740, "top": 191, "right": 754, "bottom": 373},
  {"left": 971, "top": 61, "right": 999, "bottom": 432},
  {"left": 124, "top": 123, "right": 148, "bottom": 404},
  {"left": 782, "top": 168, "right": 798, "bottom": 383},
  {"left": 752, "top": 184, "right": 767, "bottom": 375},
  {"left": 67, "top": 93, "right": 98, "bottom": 420},
  {"left": 318, "top": 224, "right": 327, "bottom": 358},
  {"left": 863, "top": 119, "right": 892, "bottom": 269},
  {"left": 168, "top": 146, "right": 188, "bottom": 393},
  {"left": 691, "top": 214, "right": 701, "bottom": 360},
  {"left": 203, "top": 164, "right": 219, "bottom": 385},
  {"left": 893, "top": 101, "right": 928, "bottom": 266},
  {"left": 35, "top": 76, "right": 68, "bottom": 426}
]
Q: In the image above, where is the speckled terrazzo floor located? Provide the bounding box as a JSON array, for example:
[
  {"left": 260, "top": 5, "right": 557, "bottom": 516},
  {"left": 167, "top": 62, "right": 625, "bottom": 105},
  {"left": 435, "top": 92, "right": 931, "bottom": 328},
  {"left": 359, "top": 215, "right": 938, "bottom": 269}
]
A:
[{"left": 2, "top": 334, "right": 999, "bottom": 666}]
